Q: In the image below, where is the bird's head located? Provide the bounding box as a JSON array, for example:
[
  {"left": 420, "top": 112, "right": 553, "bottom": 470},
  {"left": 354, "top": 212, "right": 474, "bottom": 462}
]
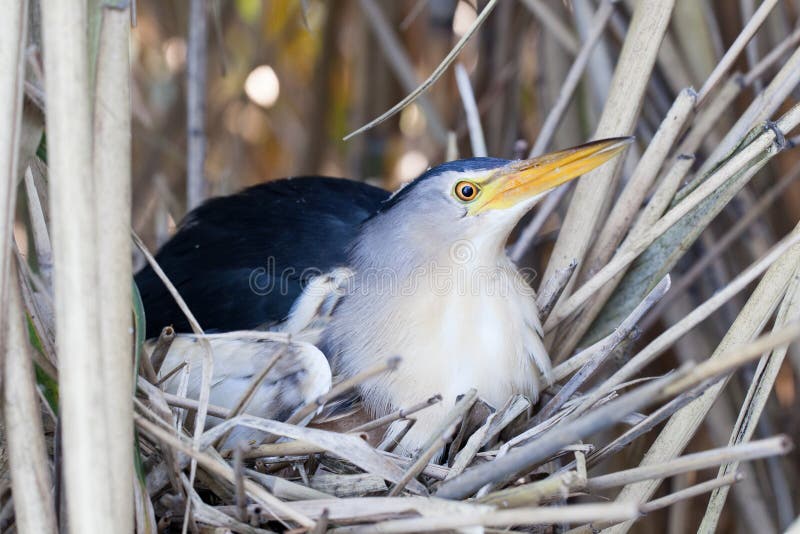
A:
[{"left": 356, "top": 137, "right": 633, "bottom": 269}]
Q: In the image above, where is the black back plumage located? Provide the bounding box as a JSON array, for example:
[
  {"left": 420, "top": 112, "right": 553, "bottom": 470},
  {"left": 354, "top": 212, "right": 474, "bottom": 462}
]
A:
[{"left": 135, "top": 177, "right": 389, "bottom": 338}]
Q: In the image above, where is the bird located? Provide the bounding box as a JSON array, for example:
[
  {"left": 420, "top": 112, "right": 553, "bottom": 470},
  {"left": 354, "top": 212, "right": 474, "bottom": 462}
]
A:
[{"left": 136, "top": 137, "right": 632, "bottom": 454}]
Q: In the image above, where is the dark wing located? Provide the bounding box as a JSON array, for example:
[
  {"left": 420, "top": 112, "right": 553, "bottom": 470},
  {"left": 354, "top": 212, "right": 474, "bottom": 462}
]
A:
[{"left": 135, "top": 177, "right": 389, "bottom": 338}]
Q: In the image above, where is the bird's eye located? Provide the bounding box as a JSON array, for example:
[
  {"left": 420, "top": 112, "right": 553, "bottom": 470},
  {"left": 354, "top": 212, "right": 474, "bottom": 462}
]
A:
[{"left": 454, "top": 181, "right": 480, "bottom": 202}]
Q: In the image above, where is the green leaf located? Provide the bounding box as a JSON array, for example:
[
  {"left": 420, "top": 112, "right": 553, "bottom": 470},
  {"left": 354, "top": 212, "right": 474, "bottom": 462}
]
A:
[
  {"left": 132, "top": 280, "right": 146, "bottom": 388},
  {"left": 26, "top": 315, "right": 58, "bottom": 413}
]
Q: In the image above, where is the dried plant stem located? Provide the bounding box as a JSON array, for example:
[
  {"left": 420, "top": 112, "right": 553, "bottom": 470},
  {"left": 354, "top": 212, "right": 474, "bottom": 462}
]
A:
[
  {"left": 699, "top": 267, "right": 800, "bottom": 532},
  {"left": 455, "top": 63, "right": 486, "bottom": 157},
  {"left": 4, "top": 263, "right": 57, "bottom": 533},
  {"left": 22, "top": 166, "right": 53, "bottom": 288},
  {"left": 585, "top": 89, "right": 697, "bottom": 277},
  {"left": 640, "top": 472, "right": 742, "bottom": 514},
  {"left": 389, "top": 389, "right": 477, "bottom": 496},
  {"left": 573, "top": 229, "right": 800, "bottom": 417},
  {"left": 132, "top": 231, "right": 214, "bottom": 531},
  {"left": 150, "top": 325, "right": 176, "bottom": 373},
  {"left": 331, "top": 503, "right": 639, "bottom": 533},
  {"left": 346, "top": 0, "right": 497, "bottom": 140},
  {"left": 186, "top": 0, "right": 208, "bottom": 209},
  {"left": 586, "top": 435, "right": 790, "bottom": 491},
  {"left": 93, "top": 6, "right": 135, "bottom": 529},
  {"left": 643, "top": 163, "right": 800, "bottom": 331},
  {"left": 696, "top": 0, "right": 779, "bottom": 104},
  {"left": 546, "top": 102, "right": 800, "bottom": 331},
  {"left": 134, "top": 413, "right": 316, "bottom": 528},
  {"left": 607, "top": 223, "right": 800, "bottom": 534},
  {"left": 156, "top": 389, "right": 231, "bottom": 419},
  {"left": 0, "top": 0, "right": 28, "bottom": 318},
  {"left": 520, "top": 0, "right": 580, "bottom": 55},
  {"left": 436, "top": 368, "right": 689, "bottom": 499},
  {"left": 551, "top": 275, "right": 669, "bottom": 385},
  {"left": 528, "top": 0, "right": 615, "bottom": 158},
  {"left": 535, "top": 259, "right": 578, "bottom": 320},
  {"left": 41, "top": 0, "right": 119, "bottom": 529},
  {"left": 290, "top": 356, "right": 401, "bottom": 425},
  {"left": 542, "top": 0, "right": 675, "bottom": 298},
  {"left": 541, "top": 277, "right": 669, "bottom": 421},
  {"left": 349, "top": 395, "right": 442, "bottom": 434}
]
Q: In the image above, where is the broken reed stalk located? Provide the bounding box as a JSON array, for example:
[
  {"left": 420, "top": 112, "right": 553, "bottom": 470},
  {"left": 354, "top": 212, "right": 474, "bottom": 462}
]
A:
[
  {"left": 541, "top": 0, "right": 675, "bottom": 289},
  {"left": 348, "top": 394, "right": 443, "bottom": 433},
  {"left": 150, "top": 325, "right": 176, "bottom": 373},
  {"left": 545, "top": 102, "right": 800, "bottom": 331}
]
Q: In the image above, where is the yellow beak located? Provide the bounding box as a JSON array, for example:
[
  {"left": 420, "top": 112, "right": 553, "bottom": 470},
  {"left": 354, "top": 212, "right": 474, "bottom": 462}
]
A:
[{"left": 470, "top": 137, "right": 634, "bottom": 214}]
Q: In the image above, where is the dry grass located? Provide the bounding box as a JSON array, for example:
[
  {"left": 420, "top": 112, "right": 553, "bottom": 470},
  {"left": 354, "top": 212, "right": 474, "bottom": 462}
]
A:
[{"left": 2, "top": 1, "right": 800, "bottom": 533}]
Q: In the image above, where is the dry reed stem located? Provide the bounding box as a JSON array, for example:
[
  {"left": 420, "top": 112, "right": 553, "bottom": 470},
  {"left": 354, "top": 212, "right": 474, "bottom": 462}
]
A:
[
  {"left": 699, "top": 45, "right": 800, "bottom": 180},
  {"left": 535, "top": 259, "right": 578, "bottom": 320},
  {"left": 331, "top": 502, "right": 639, "bottom": 533},
  {"left": 22, "top": 166, "right": 53, "bottom": 288},
  {"left": 520, "top": 0, "right": 580, "bottom": 55},
  {"left": 201, "top": 415, "right": 428, "bottom": 495},
  {"left": 585, "top": 88, "right": 697, "bottom": 278},
  {"left": 583, "top": 384, "right": 708, "bottom": 470},
  {"left": 131, "top": 230, "right": 215, "bottom": 530},
  {"left": 541, "top": 0, "right": 674, "bottom": 291},
  {"left": 436, "top": 367, "right": 690, "bottom": 499},
  {"left": 586, "top": 435, "right": 791, "bottom": 491},
  {"left": 290, "top": 356, "right": 400, "bottom": 426},
  {"left": 134, "top": 413, "right": 315, "bottom": 528},
  {"left": 640, "top": 472, "right": 742, "bottom": 514},
  {"left": 93, "top": 7, "right": 135, "bottom": 528},
  {"left": 389, "top": 388, "right": 477, "bottom": 495},
  {"left": 568, "top": 473, "right": 743, "bottom": 534},
  {"left": 606, "top": 221, "right": 800, "bottom": 533},
  {"left": 695, "top": 0, "right": 778, "bottom": 104},
  {"left": 643, "top": 163, "right": 800, "bottom": 331},
  {"left": 348, "top": 394, "right": 442, "bottom": 433},
  {"left": 4, "top": 264, "right": 57, "bottom": 533},
  {"left": 186, "top": 0, "right": 208, "bottom": 210},
  {"left": 41, "top": 0, "right": 119, "bottom": 529},
  {"left": 455, "top": 63, "right": 486, "bottom": 157},
  {"left": 150, "top": 325, "right": 176, "bottom": 373},
  {"left": 699, "top": 269, "right": 800, "bottom": 532},
  {"left": 572, "top": 229, "right": 800, "bottom": 417},
  {"left": 545, "top": 101, "right": 800, "bottom": 331},
  {"left": 527, "top": 0, "right": 614, "bottom": 158},
  {"left": 550, "top": 275, "right": 669, "bottom": 385},
  {"left": 346, "top": 0, "right": 497, "bottom": 140}
]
